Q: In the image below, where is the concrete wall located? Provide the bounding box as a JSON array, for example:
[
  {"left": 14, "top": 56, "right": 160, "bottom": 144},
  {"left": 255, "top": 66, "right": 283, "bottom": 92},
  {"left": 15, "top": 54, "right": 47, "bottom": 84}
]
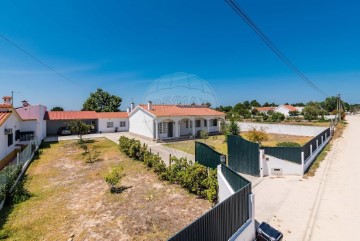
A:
[
  {"left": 217, "top": 165, "right": 235, "bottom": 203},
  {"left": 237, "top": 122, "right": 327, "bottom": 137},
  {"left": 0, "top": 113, "right": 21, "bottom": 161},
  {"left": 261, "top": 152, "right": 303, "bottom": 176},
  {"left": 98, "top": 118, "right": 129, "bottom": 133},
  {"left": 129, "top": 108, "right": 154, "bottom": 139}
]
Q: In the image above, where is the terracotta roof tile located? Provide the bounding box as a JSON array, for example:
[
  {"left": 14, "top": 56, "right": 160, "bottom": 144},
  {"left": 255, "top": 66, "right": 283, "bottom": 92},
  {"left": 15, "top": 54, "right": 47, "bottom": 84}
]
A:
[
  {"left": 0, "top": 112, "right": 11, "bottom": 126},
  {"left": 96, "top": 112, "right": 128, "bottom": 118},
  {"left": 256, "top": 107, "right": 275, "bottom": 111},
  {"left": 0, "top": 104, "right": 12, "bottom": 108},
  {"left": 45, "top": 111, "right": 98, "bottom": 120},
  {"left": 283, "top": 105, "right": 297, "bottom": 111},
  {"left": 138, "top": 104, "right": 225, "bottom": 117}
]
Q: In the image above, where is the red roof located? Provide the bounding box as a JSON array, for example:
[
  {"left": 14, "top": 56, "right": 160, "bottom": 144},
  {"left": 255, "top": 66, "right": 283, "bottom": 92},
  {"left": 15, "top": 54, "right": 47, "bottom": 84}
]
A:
[
  {"left": 45, "top": 111, "right": 129, "bottom": 120},
  {"left": 96, "top": 112, "right": 128, "bottom": 118},
  {"left": 138, "top": 104, "right": 225, "bottom": 117},
  {"left": 0, "top": 112, "right": 11, "bottom": 126},
  {"left": 256, "top": 107, "right": 275, "bottom": 112},
  {"left": 45, "top": 111, "right": 98, "bottom": 120},
  {"left": 283, "top": 105, "right": 297, "bottom": 111},
  {"left": 0, "top": 104, "right": 12, "bottom": 108}
]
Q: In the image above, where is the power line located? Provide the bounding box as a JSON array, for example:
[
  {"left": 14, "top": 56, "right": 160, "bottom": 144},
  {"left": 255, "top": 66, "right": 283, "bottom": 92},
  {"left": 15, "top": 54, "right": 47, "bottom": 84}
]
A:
[
  {"left": 225, "top": 0, "right": 329, "bottom": 97},
  {"left": 0, "top": 34, "right": 88, "bottom": 92}
]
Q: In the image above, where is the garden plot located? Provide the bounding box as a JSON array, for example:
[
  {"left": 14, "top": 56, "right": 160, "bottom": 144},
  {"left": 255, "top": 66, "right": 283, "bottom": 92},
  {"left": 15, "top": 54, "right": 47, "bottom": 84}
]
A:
[{"left": 0, "top": 138, "right": 211, "bottom": 241}]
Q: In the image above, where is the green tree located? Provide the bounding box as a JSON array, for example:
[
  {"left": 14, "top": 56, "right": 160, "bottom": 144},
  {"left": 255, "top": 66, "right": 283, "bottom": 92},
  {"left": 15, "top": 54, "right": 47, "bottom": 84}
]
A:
[
  {"left": 232, "top": 103, "right": 251, "bottom": 118},
  {"left": 243, "top": 101, "right": 251, "bottom": 109},
  {"left": 82, "top": 88, "right": 122, "bottom": 112},
  {"left": 321, "top": 96, "right": 338, "bottom": 113},
  {"left": 289, "top": 110, "right": 300, "bottom": 116},
  {"left": 250, "top": 100, "right": 261, "bottom": 107},
  {"left": 303, "top": 102, "right": 321, "bottom": 120},
  {"left": 51, "top": 106, "right": 64, "bottom": 111},
  {"left": 67, "top": 120, "right": 90, "bottom": 143}
]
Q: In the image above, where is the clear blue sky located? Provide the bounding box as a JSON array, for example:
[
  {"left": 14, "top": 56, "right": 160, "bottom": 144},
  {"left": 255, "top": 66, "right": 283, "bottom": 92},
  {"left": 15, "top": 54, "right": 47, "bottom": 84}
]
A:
[{"left": 1, "top": 0, "right": 360, "bottom": 110}]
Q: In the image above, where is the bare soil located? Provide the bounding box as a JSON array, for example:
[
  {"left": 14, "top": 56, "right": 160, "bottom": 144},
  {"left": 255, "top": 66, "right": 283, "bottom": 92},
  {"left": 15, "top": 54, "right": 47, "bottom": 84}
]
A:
[{"left": 0, "top": 138, "right": 211, "bottom": 241}]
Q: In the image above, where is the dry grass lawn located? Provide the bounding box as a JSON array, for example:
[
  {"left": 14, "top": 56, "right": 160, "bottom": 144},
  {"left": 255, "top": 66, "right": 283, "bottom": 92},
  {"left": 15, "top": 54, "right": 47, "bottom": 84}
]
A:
[{"left": 0, "top": 138, "right": 211, "bottom": 241}]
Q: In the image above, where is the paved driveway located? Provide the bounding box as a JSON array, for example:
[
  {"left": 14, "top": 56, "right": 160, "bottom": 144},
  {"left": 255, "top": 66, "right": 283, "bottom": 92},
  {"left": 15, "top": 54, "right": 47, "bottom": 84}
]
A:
[{"left": 45, "top": 132, "right": 194, "bottom": 165}]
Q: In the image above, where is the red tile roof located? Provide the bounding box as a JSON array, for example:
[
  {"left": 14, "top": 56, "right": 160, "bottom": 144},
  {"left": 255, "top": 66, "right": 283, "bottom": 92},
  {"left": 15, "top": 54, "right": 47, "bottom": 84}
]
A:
[
  {"left": 0, "top": 104, "right": 12, "bottom": 108},
  {"left": 45, "top": 111, "right": 98, "bottom": 120},
  {"left": 45, "top": 111, "right": 129, "bottom": 120},
  {"left": 256, "top": 107, "right": 275, "bottom": 112},
  {"left": 138, "top": 104, "right": 225, "bottom": 117},
  {"left": 0, "top": 112, "right": 11, "bottom": 126},
  {"left": 283, "top": 105, "right": 297, "bottom": 111},
  {"left": 96, "top": 112, "right": 128, "bottom": 118}
]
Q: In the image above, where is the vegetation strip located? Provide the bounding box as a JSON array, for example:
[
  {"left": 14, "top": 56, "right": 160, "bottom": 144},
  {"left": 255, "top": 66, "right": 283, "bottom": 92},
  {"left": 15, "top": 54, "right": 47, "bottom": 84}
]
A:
[{"left": 119, "top": 136, "right": 218, "bottom": 203}]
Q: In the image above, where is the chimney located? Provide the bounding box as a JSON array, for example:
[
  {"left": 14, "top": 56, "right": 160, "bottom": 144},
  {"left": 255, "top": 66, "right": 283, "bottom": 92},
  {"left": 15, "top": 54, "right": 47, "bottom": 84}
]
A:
[
  {"left": 130, "top": 102, "right": 135, "bottom": 111},
  {"left": 126, "top": 107, "right": 130, "bottom": 113},
  {"left": 21, "top": 100, "right": 30, "bottom": 107},
  {"left": 147, "top": 101, "right": 152, "bottom": 110},
  {"left": 3, "top": 96, "right": 12, "bottom": 105}
]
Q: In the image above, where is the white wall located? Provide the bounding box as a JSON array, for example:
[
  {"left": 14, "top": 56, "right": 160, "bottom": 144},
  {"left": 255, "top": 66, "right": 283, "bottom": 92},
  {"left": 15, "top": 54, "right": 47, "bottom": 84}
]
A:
[
  {"left": 0, "top": 113, "right": 21, "bottom": 161},
  {"left": 129, "top": 108, "right": 154, "bottom": 139},
  {"left": 98, "top": 118, "right": 129, "bottom": 133},
  {"left": 217, "top": 165, "right": 235, "bottom": 203},
  {"left": 17, "top": 105, "right": 47, "bottom": 142},
  {"left": 238, "top": 122, "right": 327, "bottom": 137},
  {"left": 274, "top": 105, "right": 290, "bottom": 117},
  {"left": 261, "top": 153, "right": 303, "bottom": 176}
]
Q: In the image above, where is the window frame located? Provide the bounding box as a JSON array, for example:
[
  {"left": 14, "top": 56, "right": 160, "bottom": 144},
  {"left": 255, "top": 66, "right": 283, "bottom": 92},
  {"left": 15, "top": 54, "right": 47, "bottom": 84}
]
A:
[{"left": 107, "top": 122, "right": 114, "bottom": 128}]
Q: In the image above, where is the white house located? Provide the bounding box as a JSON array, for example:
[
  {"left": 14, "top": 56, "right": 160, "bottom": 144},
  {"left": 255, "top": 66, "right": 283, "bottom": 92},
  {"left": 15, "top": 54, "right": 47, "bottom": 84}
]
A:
[
  {"left": 273, "top": 104, "right": 298, "bottom": 117},
  {"left": 0, "top": 97, "right": 45, "bottom": 169},
  {"left": 97, "top": 112, "right": 129, "bottom": 133},
  {"left": 128, "top": 101, "right": 225, "bottom": 141},
  {"left": 45, "top": 111, "right": 129, "bottom": 135}
]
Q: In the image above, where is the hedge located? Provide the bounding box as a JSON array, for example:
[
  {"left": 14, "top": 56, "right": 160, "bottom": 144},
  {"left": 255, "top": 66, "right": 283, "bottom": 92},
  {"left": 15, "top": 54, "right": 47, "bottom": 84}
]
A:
[{"left": 119, "top": 136, "right": 218, "bottom": 203}]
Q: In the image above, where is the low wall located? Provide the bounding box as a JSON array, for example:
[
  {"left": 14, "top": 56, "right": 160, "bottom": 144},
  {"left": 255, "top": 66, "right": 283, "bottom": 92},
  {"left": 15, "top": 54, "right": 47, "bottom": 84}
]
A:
[
  {"left": 237, "top": 122, "right": 328, "bottom": 137},
  {"left": 261, "top": 153, "right": 303, "bottom": 176},
  {"left": 217, "top": 165, "right": 234, "bottom": 202}
]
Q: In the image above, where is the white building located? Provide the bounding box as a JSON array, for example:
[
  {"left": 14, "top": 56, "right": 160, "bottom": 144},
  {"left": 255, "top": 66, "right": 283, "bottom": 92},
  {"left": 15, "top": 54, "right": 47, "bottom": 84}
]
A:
[
  {"left": 273, "top": 104, "right": 299, "bottom": 117},
  {"left": 129, "top": 101, "right": 225, "bottom": 141},
  {"left": 97, "top": 112, "right": 129, "bottom": 133},
  {"left": 0, "top": 97, "right": 45, "bottom": 168}
]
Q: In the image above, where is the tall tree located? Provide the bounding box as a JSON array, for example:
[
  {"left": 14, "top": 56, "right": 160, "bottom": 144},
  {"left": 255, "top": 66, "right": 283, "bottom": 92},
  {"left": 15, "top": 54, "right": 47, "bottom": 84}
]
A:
[
  {"left": 243, "top": 101, "right": 251, "bottom": 109},
  {"left": 250, "top": 100, "right": 261, "bottom": 107},
  {"left": 303, "top": 102, "right": 321, "bottom": 120},
  {"left": 51, "top": 106, "right": 64, "bottom": 111},
  {"left": 82, "top": 88, "right": 122, "bottom": 112}
]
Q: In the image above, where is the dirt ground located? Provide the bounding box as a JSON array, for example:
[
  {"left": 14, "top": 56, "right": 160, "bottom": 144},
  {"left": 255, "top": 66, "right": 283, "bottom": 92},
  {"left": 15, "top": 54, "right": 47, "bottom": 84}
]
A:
[{"left": 0, "top": 138, "right": 211, "bottom": 241}]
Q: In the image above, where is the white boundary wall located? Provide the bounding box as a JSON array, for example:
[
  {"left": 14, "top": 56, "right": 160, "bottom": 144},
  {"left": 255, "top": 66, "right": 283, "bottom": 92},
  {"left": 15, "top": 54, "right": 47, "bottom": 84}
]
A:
[
  {"left": 237, "top": 122, "right": 327, "bottom": 137},
  {"left": 217, "top": 165, "right": 234, "bottom": 202}
]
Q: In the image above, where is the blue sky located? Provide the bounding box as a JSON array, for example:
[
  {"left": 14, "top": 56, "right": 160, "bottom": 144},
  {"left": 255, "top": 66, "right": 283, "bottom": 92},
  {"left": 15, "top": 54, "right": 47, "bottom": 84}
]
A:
[{"left": 1, "top": 0, "right": 360, "bottom": 110}]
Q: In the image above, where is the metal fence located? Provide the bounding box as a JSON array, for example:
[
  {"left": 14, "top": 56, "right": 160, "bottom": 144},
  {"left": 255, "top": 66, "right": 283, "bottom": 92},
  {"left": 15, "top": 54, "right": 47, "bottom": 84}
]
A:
[
  {"left": 262, "top": 146, "right": 302, "bottom": 164},
  {"left": 302, "top": 127, "right": 331, "bottom": 162},
  {"left": 221, "top": 164, "right": 250, "bottom": 192},
  {"left": 195, "top": 141, "right": 224, "bottom": 169},
  {"left": 228, "top": 135, "right": 260, "bottom": 176},
  {"left": 168, "top": 182, "right": 251, "bottom": 241}
]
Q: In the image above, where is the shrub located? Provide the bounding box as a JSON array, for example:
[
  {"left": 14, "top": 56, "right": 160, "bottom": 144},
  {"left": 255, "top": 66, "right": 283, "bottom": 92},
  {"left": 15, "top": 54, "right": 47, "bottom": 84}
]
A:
[
  {"left": 118, "top": 136, "right": 218, "bottom": 203},
  {"left": 105, "top": 165, "right": 124, "bottom": 188},
  {"left": 276, "top": 142, "right": 301, "bottom": 147},
  {"left": 0, "top": 165, "right": 22, "bottom": 204},
  {"left": 245, "top": 127, "right": 269, "bottom": 145},
  {"left": 197, "top": 130, "right": 209, "bottom": 140}
]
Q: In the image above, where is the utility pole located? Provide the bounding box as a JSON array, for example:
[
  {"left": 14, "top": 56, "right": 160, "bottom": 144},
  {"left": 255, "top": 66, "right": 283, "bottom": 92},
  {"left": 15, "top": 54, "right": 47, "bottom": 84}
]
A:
[{"left": 337, "top": 94, "right": 341, "bottom": 121}]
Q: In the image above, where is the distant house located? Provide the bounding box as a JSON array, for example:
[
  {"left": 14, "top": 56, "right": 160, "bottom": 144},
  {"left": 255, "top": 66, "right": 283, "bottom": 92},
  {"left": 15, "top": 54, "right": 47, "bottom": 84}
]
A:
[
  {"left": 256, "top": 104, "right": 299, "bottom": 117},
  {"left": 128, "top": 101, "right": 225, "bottom": 141},
  {"left": 255, "top": 107, "right": 275, "bottom": 114},
  {"left": 273, "top": 104, "right": 298, "bottom": 117},
  {"left": 45, "top": 111, "right": 129, "bottom": 135}
]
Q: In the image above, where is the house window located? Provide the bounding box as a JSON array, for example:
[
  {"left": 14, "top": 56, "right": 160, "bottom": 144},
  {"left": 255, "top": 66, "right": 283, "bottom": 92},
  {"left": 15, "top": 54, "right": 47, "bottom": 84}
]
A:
[
  {"left": 196, "top": 120, "right": 201, "bottom": 128},
  {"left": 190, "top": 120, "right": 193, "bottom": 128},
  {"left": 212, "top": 119, "right": 218, "bottom": 126},
  {"left": 204, "top": 120, "right": 207, "bottom": 127},
  {"left": 107, "top": 122, "right": 114, "bottom": 128},
  {"left": 15, "top": 130, "right": 20, "bottom": 141},
  {"left": 120, "top": 121, "right": 126, "bottom": 127},
  {"left": 20, "top": 132, "right": 34, "bottom": 141},
  {"left": 186, "top": 120, "right": 189, "bottom": 128},
  {"left": 8, "top": 132, "right": 13, "bottom": 146},
  {"left": 158, "top": 122, "right": 168, "bottom": 134}
]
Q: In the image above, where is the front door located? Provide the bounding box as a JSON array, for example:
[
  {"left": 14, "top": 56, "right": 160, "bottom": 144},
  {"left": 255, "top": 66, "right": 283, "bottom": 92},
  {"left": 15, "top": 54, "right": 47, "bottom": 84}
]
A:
[{"left": 168, "top": 122, "right": 173, "bottom": 138}]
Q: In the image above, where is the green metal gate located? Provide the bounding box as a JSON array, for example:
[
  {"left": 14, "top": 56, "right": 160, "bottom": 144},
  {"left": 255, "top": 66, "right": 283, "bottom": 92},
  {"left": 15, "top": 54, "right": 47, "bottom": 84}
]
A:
[
  {"left": 228, "top": 135, "right": 260, "bottom": 176},
  {"left": 195, "top": 142, "right": 223, "bottom": 169}
]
